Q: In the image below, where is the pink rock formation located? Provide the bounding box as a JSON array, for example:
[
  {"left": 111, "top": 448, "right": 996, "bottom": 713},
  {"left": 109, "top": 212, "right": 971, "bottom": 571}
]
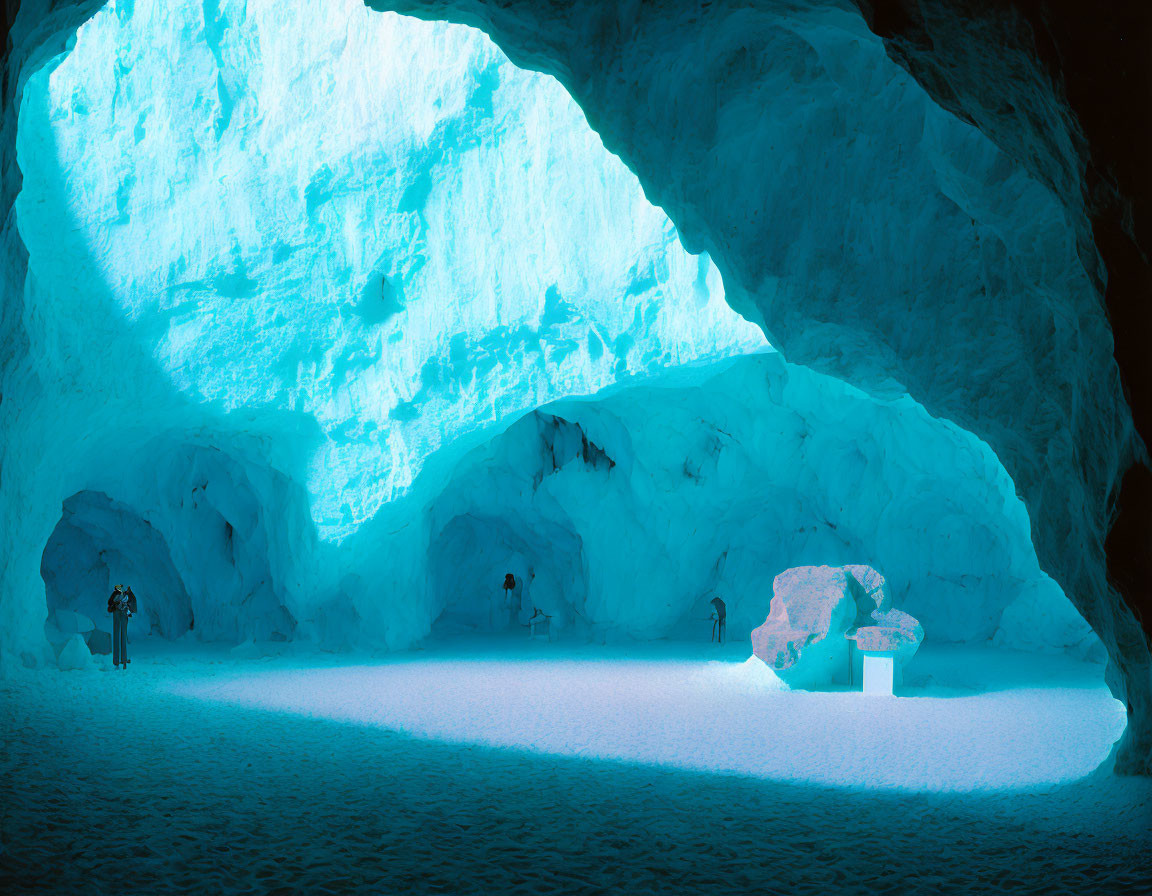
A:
[
  {"left": 751, "top": 566, "right": 856, "bottom": 672},
  {"left": 752, "top": 565, "right": 923, "bottom": 688}
]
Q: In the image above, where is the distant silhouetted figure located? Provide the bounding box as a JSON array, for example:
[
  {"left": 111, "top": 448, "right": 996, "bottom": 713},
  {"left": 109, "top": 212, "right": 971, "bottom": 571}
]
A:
[
  {"left": 710, "top": 596, "right": 726, "bottom": 644},
  {"left": 502, "top": 573, "right": 518, "bottom": 628},
  {"left": 107, "top": 584, "right": 137, "bottom": 670}
]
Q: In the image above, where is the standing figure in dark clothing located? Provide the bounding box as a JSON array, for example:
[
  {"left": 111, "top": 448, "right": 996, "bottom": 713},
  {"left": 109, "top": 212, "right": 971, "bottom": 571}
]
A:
[
  {"left": 710, "top": 596, "right": 726, "bottom": 644},
  {"left": 107, "top": 584, "right": 137, "bottom": 670},
  {"left": 502, "top": 573, "right": 518, "bottom": 627}
]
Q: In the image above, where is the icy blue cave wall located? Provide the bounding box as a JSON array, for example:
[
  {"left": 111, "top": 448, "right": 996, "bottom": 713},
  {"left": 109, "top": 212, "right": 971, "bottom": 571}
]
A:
[
  {"left": 42, "top": 490, "right": 194, "bottom": 639},
  {"left": 3, "top": 0, "right": 769, "bottom": 655},
  {"left": 0, "top": 0, "right": 1125, "bottom": 717},
  {"left": 421, "top": 354, "right": 1096, "bottom": 655},
  {"left": 39, "top": 443, "right": 305, "bottom": 643},
  {"left": 364, "top": 0, "right": 1148, "bottom": 772}
]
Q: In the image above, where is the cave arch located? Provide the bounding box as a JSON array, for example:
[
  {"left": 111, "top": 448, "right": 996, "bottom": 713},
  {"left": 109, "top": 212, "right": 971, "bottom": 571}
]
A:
[
  {"left": 367, "top": 0, "right": 1151, "bottom": 774},
  {"left": 37, "top": 437, "right": 302, "bottom": 650},
  {"left": 422, "top": 355, "right": 1102, "bottom": 655},
  {"left": 41, "top": 490, "right": 193, "bottom": 642},
  {"left": 0, "top": 0, "right": 1147, "bottom": 776},
  {"left": 427, "top": 512, "right": 587, "bottom": 636}
]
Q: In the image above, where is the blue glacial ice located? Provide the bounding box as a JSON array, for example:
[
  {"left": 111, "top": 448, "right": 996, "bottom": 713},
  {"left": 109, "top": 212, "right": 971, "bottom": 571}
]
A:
[{"left": 0, "top": 0, "right": 1097, "bottom": 665}]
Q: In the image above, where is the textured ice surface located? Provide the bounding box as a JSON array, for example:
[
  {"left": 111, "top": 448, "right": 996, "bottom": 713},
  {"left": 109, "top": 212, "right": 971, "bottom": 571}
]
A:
[
  {"left": 18, "top": 0, "right": 764, "bottom": 527},
  {"left": 416, "top": 356, "right": 1096, "bottom": 654},
  {"left": 6, "top": 0, "right": 764, "bottom": 657},
  {"left": 53, "top": 632, "right": 95, "bottom": 670},
  {"left": 0, "top": 0, "right": 1101, "bottom": 668}
]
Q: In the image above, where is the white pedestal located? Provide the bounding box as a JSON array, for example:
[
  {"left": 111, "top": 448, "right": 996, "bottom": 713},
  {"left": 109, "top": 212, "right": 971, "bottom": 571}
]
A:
[{"left": 862, "top": 651, "right": 895, "bottom": 696}]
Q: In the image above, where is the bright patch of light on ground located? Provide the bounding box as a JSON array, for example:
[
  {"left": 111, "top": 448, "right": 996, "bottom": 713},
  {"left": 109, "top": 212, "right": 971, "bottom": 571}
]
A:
[
  {"left": 4, "top": 644, "right": 1149, "bottom": 894},
  {"left": 165, "top": 643, "right": 1125, "bottom": 793}
]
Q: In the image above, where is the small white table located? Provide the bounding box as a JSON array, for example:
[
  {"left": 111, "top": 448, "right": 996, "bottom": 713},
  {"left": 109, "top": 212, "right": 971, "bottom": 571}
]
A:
[
  {"left": 847, "top": 626, "right": 905, "bottom": 696},
  {"left": 861, "top": 650, "right": 896, "bottom": 696}
]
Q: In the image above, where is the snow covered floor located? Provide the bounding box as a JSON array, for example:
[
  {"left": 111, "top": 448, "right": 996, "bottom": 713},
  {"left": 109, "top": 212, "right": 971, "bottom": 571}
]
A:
[
  {"left": 2, "top": 644, "right": 1150, "bottom": 894},
  {"left": 169, "top": 641, "right": 1127, "bottom": 792}
]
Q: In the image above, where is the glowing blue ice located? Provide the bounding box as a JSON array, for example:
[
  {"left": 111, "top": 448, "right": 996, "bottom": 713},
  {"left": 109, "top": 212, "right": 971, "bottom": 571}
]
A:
[
  {"left": 2, "top": 0, "right": 1097, "bottom": 664},
  {"left": 18, "top": 0, "right": 765, "bottom": 534}
]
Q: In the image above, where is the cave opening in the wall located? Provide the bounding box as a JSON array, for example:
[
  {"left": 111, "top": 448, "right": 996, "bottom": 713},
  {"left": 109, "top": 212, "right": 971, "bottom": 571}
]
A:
[
  {"left": 426, "top": 511, "right": 588, "bottom": 639},
  {"left": 3, "top": 0, "right": 1151, "bottom": 890},
  {"left": 35, "top": 437, "right": 301, "bottom": 662},
  {"left": 41, "top": 490, "right": 195, "bottom": 658}
]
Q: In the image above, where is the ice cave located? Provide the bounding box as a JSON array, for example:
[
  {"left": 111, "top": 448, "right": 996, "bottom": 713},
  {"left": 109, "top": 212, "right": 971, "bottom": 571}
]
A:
[{"left": 1, "top": 0, "right": 1150, "bottom": 893}]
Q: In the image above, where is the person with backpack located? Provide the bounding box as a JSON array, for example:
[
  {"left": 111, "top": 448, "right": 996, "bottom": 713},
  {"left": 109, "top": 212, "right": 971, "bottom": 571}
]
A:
[{"left": 107, "top": 584, "right": 138, "bottom": 669}]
